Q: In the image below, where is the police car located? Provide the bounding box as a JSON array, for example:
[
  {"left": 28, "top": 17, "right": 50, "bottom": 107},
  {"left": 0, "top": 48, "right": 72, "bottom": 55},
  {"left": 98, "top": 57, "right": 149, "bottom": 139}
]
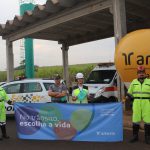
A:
[
  {"left": 0, "top": 82, "right": 6, "bottom": 86},
  {"left": 1, "top": 79, "right": 57, "bottom": 114}
]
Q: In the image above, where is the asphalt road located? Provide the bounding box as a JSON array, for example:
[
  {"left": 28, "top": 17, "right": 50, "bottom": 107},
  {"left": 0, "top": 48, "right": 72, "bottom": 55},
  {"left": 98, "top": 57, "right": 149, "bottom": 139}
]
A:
[{"left": 0, "top": 117, "right": 149, "bottom": 150}]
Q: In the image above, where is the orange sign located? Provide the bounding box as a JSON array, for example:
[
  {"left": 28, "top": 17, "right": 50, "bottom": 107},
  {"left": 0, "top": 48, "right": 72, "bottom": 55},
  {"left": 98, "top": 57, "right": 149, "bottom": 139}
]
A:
[{"left": 115, "top": 29, "right": 150, "bottom": 82}]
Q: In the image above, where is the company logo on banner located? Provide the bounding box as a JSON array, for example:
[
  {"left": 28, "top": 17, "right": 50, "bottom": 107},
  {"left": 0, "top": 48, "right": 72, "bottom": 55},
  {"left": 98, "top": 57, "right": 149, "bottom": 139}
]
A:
[{"left": 14, "top": 103, "right": 123, "bottom": 142}]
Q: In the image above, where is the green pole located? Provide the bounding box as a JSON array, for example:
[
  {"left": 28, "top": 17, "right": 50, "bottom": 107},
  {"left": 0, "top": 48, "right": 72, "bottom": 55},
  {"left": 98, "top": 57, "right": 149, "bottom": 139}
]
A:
[
  {"left": 25, "top": 38, "right": 34, "bottom": 78},
  {"left": 20, "top": 3, "right": 35, "bottom": 78}
]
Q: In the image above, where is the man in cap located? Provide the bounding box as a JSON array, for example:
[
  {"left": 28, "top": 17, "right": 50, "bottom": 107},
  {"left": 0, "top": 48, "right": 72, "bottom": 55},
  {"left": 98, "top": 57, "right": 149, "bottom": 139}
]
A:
[
  {"left": 126, "top": 66, "right": 150, "bottom": 144},
  {"left": 48, "top": 74, "right": 67, "bottom": 103}
]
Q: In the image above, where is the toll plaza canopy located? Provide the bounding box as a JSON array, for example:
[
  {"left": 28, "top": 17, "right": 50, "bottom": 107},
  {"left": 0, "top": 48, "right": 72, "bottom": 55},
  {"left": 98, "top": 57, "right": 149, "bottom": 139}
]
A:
[
  {"left": 0, "top": 0, "right": 150, "bottom": 100},
  {"left": 0, "top": 0, "right": 150, "bottom": 45}
]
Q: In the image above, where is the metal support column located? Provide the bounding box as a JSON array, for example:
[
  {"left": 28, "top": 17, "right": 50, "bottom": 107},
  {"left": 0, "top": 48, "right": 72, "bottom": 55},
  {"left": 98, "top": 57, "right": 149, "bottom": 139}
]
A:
[
  {"left": 6, "top": 40, "right": 14, "bottom": 82},
  {"left": 112, "top": 0, "right": 127, "bottom": 101},
  {"left": 61, "top": 43, "right": 69, "bottom": 88}
]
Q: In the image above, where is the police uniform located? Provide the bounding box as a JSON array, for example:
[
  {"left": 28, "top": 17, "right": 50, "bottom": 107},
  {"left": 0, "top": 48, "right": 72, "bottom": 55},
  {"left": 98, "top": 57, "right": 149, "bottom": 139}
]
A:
[
  {"left": 0, "top": 87, "right": 10, "bottom": 140},
  {"left": 128, "top": 78, "right": 150, "bottom": 144}
]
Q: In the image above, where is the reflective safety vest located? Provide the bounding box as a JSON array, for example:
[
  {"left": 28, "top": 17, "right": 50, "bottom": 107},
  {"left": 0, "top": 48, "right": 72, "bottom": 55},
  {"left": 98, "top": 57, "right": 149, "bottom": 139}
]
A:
[
  {"left": 128, "top": 78, "right": 150, "bottom": 123},
  {"left": 128, "top": 78, "right": 150, "bottom": 100},
  {"left": 0, "top": 87, "right": 9, "bottom": 102},
  {"left": 72, "top": 85, "right": 88, "bottom": 104},
  {"left": 0, "top": 87, "right": 9, "bottom": 123}
]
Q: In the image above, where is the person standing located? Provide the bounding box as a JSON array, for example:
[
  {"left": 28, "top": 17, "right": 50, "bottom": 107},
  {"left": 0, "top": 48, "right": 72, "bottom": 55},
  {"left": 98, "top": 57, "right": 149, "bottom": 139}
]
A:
[
  {"left": 48, "top": 74, "right": 68, "bottom": 103},
  {"left": 126, "top": 66, "right": 150, "bottom": 144},
  {"left": 0, "top": 87, "right": 12, "bottom": 140},
  {"left": 72, "top": 73, "right": 89, "bottom": 104}
]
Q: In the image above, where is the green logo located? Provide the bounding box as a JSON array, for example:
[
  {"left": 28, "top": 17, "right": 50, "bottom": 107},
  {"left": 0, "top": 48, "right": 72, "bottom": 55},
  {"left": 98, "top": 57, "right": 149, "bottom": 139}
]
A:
[{"left": 70, "top": 109, "right": 92, "bottom": 131}]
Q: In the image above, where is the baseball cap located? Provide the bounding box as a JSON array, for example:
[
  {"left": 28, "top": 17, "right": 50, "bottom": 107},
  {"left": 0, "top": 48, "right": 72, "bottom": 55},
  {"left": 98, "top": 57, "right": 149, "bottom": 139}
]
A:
[
  {"left": 54, "top": 74, "right": 61, "bottom": 80},
  {"left": 137, "top": 66, "right": 145, "bottom": 73}
]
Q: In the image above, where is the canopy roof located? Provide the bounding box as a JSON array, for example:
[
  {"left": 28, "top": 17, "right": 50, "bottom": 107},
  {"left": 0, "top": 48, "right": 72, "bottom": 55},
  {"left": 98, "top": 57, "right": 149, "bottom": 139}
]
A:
[{"left": 0, "top": 0, "right": 150, "bottom": 46}]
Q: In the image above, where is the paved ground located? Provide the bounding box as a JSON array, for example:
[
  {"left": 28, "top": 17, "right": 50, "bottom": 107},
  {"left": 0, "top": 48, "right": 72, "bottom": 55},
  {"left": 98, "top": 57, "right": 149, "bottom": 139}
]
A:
[{"left": 0, "top": 114, "right": 149, "bottom": 150}]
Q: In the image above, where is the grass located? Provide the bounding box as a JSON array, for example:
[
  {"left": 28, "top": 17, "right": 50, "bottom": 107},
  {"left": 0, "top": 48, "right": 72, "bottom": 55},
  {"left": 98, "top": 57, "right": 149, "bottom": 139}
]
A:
[{"left": 0, "top": 63, "right": 97, "bottom": 86}]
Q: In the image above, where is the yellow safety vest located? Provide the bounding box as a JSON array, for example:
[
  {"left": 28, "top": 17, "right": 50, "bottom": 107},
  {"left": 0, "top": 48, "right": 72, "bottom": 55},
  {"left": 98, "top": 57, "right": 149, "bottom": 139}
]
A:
[{"left": 73, "top": 88, "right": 88, "bottom": 104}]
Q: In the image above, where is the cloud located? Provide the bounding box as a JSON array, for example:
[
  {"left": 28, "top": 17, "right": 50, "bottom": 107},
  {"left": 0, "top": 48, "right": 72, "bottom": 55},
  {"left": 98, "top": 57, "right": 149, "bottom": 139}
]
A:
[
  {"left": 0, "top": 1, "right": 115, "bottom": 71},
  {"left": 0, "top": 37, "right": 115, "bottom": 71}
]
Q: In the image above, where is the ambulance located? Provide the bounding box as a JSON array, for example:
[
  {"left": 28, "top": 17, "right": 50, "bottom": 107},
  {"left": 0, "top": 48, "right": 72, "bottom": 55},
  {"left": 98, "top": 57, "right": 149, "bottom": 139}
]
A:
[{"left": 84, "top": 63, "right": 118, "bottom": 103}]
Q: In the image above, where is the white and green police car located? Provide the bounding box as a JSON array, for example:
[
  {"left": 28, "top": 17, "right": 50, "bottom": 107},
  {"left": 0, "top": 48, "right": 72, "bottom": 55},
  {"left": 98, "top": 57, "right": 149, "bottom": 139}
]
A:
[{"left": 1, "top": 79, "right": 57, "bottom": 114}]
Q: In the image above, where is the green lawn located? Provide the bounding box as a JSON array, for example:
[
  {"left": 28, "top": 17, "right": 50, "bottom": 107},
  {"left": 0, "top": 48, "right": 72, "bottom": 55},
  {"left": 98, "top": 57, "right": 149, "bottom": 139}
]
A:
[{"left": 0, "top": 63, "right": 97, "bottom": 86}]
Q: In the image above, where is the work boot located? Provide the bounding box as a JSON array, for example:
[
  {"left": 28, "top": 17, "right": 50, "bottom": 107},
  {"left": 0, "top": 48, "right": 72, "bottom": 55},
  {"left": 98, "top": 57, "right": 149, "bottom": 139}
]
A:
[
  {"left": 130, "top": 135, "right": 139, "bottom": 143},
  {"left": 1, "top": 125, "right": 10, "bottom": 139},
  {"left": 144, "top": 124, "right": 150, "bottom": 145},
  {"left": 145, "top": 136, "right": 150, "bottom": 145},
  {"left": 129, "top": 124, "right": 139, "bottom": 143}
]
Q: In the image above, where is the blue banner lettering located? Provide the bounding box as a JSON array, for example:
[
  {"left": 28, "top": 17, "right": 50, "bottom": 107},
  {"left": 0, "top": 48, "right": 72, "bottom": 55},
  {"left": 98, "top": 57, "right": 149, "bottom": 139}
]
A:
[{"left": 14, "top": 102, "right": 123, "bottom": 142}]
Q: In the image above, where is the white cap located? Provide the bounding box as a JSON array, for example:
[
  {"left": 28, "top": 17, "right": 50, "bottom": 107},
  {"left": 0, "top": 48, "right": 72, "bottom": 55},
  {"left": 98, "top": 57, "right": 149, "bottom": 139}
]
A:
[{"left": 76, "top": 73, "right": 84, "bottom": 79}]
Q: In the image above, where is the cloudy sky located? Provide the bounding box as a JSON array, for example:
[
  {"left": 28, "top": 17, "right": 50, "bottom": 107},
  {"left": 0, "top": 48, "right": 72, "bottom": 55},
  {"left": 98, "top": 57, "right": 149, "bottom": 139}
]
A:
[{"left": 0, "top": 0, "right": 115, "bottom": 71}]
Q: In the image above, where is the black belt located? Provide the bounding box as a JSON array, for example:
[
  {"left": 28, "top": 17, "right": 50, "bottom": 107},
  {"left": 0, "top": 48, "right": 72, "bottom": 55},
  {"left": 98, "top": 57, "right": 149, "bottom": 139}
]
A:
[
  {"left": 134, "top": 97, "right": 150, "bottom": 99},
  {"left": 52, "top": 100, "right": 67, "bottom": 103}
]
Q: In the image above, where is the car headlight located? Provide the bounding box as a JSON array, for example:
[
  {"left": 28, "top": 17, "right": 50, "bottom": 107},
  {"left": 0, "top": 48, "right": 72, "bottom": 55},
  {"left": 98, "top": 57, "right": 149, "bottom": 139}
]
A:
[{"left": 94, "top": 88, "right": 105, "bottom": 98}]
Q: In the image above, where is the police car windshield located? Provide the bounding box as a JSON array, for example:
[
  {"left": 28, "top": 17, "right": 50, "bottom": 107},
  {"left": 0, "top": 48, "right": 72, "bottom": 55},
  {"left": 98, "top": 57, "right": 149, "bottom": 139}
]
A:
[
  {"left": 85, "top": 70, "right": 116, "bottom": 84},
  {"left": 43, "top": 83, "right": 54, "bottom": 91}
]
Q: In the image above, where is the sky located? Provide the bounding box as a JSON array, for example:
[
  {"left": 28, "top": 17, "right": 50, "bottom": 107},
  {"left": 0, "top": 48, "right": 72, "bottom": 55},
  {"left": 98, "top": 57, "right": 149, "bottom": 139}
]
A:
[{"left": 0, "top": 0, "right": 115, "bottom": 71}]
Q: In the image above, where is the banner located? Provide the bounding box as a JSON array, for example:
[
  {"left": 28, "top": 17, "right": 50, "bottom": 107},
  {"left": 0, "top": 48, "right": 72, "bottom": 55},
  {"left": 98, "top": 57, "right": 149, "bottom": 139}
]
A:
[{"left": 14, "top": 102, "right": 123, "bottom": 142}]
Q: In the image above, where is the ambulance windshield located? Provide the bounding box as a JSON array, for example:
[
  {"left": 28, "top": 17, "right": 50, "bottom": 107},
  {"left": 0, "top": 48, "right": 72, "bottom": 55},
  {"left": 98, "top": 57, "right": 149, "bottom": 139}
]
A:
[{"left": 85, "top": 70, "right": 116, "bottom": 84}]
